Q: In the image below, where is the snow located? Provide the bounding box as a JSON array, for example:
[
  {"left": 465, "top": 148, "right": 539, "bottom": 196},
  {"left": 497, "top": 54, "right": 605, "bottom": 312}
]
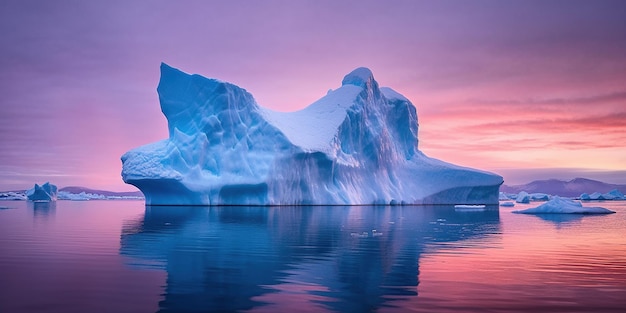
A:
[
  {"left": 26, "top": 182, "right": 57, "bottom": 202},
  {"left": 512, "top": 196, "right": 615, "bottom": 214},
  {"left": 261, "top": 84, "right": 362, "bottom": 153},
  {"left": 516, "top": 191, "right": 530, "bottom": 203},
  {"left": 121, "top": 63, "right": 503, "bottom": 205}
]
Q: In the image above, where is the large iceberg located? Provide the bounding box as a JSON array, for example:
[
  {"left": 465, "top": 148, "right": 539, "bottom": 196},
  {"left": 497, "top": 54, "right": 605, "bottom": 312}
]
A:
[
  {"left": 121, "top": 64, "right": 503, "bottom": 205},
  {"left": 26, "top": 182, "right": 57, "bottom": 202}
]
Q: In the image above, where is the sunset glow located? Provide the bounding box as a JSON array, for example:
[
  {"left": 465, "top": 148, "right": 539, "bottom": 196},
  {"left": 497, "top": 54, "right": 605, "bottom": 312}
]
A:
[{"left": 1, "top": 0, "right": 625, "bottom": 191}]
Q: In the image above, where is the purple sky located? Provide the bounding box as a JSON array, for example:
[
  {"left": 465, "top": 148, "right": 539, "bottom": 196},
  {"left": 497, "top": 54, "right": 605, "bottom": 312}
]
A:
[{"left": 1, "top": 0, "right": 625, "bottom": 191}]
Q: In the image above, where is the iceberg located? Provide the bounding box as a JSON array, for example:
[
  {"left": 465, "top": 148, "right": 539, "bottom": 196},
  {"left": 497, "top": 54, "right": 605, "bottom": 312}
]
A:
[
  {"left": 515, "top": 191, "right": 531, "bottom": 203},
  {"left": 581, "top": 189, "right": 624, "bottom": 201},
  {"left": 121, "top": 64, "right": 503, "bottom": 205},
  {"left": 529, "top": 193, "right": 550, "bottom": 201},
  {"left": 513, "top": 197, "right": 615, "bottom": 214},
  {"left": 500, "top": 201, "right": 515, "bottom": 207},
  {"left": 606, "top": 189, "right": 625, "bottom": 200},
  {"left": 26, "top": 182, "right": 57, "bottom": 202},
  {"left": 498, "top": 192, "right": 510, "bottom": 200}
]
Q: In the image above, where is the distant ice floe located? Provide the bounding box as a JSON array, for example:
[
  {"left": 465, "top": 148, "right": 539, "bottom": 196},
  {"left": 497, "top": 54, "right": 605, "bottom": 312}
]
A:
[
  {"left": 0, "top": 192, "right": 27, "bottom": 201},
  {"left": 1, "top": 189, "right": 143, "bottom": 201},
  {"left": 57, "top": 191, "right": 143, "bottom": 201},
  {"left": 500, "top": 201, "right": 515, "bottom": 207},
  {"left": 512, "top": 197, "right": 615, "bottom": 214},
  {"left": 580, "top": 189, "right": 625, "bottom": 201}
]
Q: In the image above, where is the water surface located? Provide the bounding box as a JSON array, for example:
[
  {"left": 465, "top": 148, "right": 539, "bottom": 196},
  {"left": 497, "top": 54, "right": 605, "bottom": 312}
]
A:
[{"left": 1, "top": 200, "right": 625, "bottom": 312}]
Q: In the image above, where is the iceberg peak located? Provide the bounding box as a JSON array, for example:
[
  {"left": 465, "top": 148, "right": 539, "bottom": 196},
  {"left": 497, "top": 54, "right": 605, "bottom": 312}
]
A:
[{"left": 341, "top": 67, "right": 377, "bottom": 89}]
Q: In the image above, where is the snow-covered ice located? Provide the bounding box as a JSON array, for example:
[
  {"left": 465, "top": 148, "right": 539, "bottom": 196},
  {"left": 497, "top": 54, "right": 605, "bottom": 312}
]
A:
[
  {"left": 121, "top": 64, "right": 503, "bottom": 205},
  {"left": 26, "top": 182, "right": 57, "bottom": 202},
  {"left": 500, "top": 201, "right": 515, "bottom": 207},
  {"left": 512, "top": 196, "right": 615, "bottom": 214}
]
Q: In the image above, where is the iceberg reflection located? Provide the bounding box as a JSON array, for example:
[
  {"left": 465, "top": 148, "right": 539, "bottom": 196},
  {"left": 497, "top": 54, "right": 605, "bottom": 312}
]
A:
[{"left": 120, "top": 205, "right": 500, "bottom": 312}]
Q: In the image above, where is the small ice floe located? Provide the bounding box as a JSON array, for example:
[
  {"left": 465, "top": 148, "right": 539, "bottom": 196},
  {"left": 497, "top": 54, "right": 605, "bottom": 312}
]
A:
[
  {"left": 372, "top": 230, "right": 383, "bottom": 237},
  {"left": 454, "top": 204, "right": 486, "bottom": 211},
  {"left": 500, "top": 201, "right": 515, "bottom": 207},
  {"left": 530, "top": 193, "right": 550, "bottom": 201},
  {"left": 350, "top": 232, "right": 369, "bottom": 238},
  {"left": 0, "top": 206, "right": 15, "bottom": 210},
  {"left": 512, "top": 196, "right": 615, "bottom": 214}
]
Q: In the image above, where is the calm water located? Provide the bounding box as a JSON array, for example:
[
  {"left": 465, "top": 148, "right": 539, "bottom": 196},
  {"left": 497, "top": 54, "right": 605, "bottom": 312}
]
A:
[{"left": 1, "top": 200, "right": 625, "bottom": 313}]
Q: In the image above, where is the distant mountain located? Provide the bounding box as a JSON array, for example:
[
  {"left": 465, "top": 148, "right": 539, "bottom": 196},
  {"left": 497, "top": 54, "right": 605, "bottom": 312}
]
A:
[
  {"left": 59, "top": 186, "right": 143, "bottom": 197},
  {"left": 501, "top": 178, "right": 626, "bottom": 197}
]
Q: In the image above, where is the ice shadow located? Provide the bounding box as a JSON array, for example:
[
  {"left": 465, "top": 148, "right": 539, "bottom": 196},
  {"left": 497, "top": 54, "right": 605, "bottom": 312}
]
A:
[{"left": 120, "top": 205, "right": 501, "bottom": 313}]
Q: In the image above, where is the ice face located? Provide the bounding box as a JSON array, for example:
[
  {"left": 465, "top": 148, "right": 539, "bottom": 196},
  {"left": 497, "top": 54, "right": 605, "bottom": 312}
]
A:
[
  {"left": 26, "top": 182, "right": 57, "bottom": 202},
  {"left": 121, "top": 63, "right": 503, "bottom": 205}
]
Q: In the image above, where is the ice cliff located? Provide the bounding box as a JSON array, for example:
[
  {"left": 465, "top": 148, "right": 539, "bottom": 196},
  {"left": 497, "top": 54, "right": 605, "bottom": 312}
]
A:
[{"left": 121, "top": 63, "right": 503, "bottom": 205}]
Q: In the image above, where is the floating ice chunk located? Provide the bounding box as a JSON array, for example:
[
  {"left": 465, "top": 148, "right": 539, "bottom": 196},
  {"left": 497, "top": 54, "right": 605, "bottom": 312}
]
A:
[
  {"left": 516, "top": 191, "right": 530, "bottom": 203},
  {"left": 26, "top": 182, "right": 57, "bottom": 202},
  {"left": 512, "top": 197, "right": 614, "bottom": 214},
  {"left": 350, "top": 232, "right": 369, "bottom": 238},
  {"left": 454, "top": 204, "right": 486, "bottom": 211},
  {"left": 499, "top": 192, "right": 510, "bottom": 200},
  {"left": 530, "top": 193, "right": 550, "bottom": 201},
  {"left": 500, "top": 201, "right": 515, "bottom": 207}
]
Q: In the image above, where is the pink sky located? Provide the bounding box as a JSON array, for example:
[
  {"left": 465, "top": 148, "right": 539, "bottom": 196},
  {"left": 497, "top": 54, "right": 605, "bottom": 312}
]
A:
[{"left": 1, "top": 0, "right": 625, "bottom": 191}]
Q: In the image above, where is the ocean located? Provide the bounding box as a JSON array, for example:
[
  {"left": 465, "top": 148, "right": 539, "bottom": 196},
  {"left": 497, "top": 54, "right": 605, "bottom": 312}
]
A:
[{"left": 1, "top": 200, "right": 625, "bottom": 312}]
